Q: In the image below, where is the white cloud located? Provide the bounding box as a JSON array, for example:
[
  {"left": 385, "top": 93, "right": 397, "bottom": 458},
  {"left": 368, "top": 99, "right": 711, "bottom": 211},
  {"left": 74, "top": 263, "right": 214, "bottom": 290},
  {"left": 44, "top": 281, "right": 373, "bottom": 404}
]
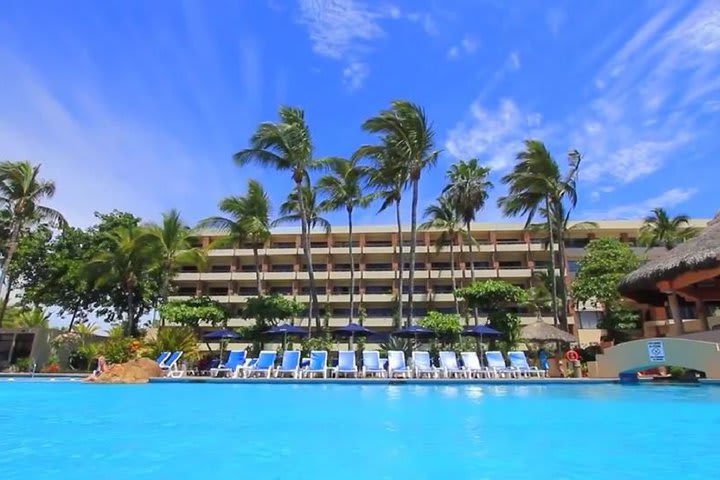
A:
[
  {"left": 342, "top": 61, "right": 369, "bottom": 90},
  {"left": 406, "top": 12, "right": 438, "bottom": 36},
  {"left": 507, "top": 51, "right": 521, "bottom": 70},
  {"left": 447, "top": 34, "right": 479, "bottom": 60},
  {"left": 445, "top": 99, "right": 547, "bottom": 170},
  {"left": 584, "top": 188, "right": 698, "bottom": 219},
  {"left": 546, "top": 8, "right": 567, "bottom": 37}
]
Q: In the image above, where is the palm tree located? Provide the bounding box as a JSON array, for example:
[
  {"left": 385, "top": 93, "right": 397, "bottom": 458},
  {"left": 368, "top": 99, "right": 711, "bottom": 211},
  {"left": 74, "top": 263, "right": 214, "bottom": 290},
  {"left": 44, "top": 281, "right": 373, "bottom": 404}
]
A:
[
  {"left": 0, "top": 161, "right": 66, "bottom": 326},
  {"left": 86, "top": 225, "right": 155, "bottom": 336},
  {"left": 638, "top": 208, "right": 697, "bottom": 250},
  {"left": 199, "top": 180, "right": 272, "bottom": 296},
  {"left": 360, "top": 101, "right": 439, "bottom": 325},
  {"left": 443, "top": 158, "right": 493, "bottom": 324},
  {"left": 361, "top": 142, "right": 408, "bottom": 325},
  {"left": 234, "top": 107, "right": 322, "bottom": 327},
  {"left": 316, "top": 157, "right": 372, "bottom": 324},
  {"left": 420, "top": 195, "right": 463, "bottom": 314},
  {"left": 274, "top": 185, "right": 330, "bottom": 330},
  {"left": 498, "top": 140, "right": 582, "bottom": 331},
  {"left": 144, "top": 209, "right": 201, "bottom": 307}
]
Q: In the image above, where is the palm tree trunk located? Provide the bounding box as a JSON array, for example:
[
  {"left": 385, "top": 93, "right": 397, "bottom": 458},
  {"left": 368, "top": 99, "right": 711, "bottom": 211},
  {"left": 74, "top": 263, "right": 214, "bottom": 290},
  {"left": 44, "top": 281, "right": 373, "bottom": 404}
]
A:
[
  {"left": 67, "top": 302, "right": 80, "bottom": 332},
  {"left": 295, "top": 179, "right": 320, "bottom": 332},
  {"left": 395, "top": 199, "right": 404, "bottom": 326},
  {"left": 407, "top": 179, "right": 419, "bottom": 326},
  {"left": 465, "top": 222, "right": 480, "bottom": 325},
  {"left": 545, "top": 196, "right": 560, "bottom": 328},
  {"left": 450, "top": 241, "right": 459, "bottom": 314},
  {"left": 348, "top": 207, "right": 355, "bottom": 324},
  {"left": 126, "top": 289, "right": 136, "bottom": 337},
  {"left": 556, "top": 227, "right": 570, "bottom": 331},
  {"left": 253, "top": 246, "right": 262, "bottom": 295},
  {"left": 0, "top": 222, "right": 21, "bottom": 327},
  {"left": 0, "top": 275, "right": 14, "bottom": 326}
]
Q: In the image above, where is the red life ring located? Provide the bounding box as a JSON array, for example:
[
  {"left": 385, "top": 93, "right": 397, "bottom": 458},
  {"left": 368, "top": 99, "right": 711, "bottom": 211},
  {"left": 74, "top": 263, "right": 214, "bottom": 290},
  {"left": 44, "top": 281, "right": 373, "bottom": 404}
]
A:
[{"left": 565, "top": 350, "right": 580, "bottom": 362}]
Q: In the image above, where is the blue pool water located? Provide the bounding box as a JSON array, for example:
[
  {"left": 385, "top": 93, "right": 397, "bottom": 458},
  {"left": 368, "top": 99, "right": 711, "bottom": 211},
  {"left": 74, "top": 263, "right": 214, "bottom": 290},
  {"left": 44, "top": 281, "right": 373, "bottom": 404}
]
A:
[{"left": 1, "top": 381, "right": 719, "bottom": 479}]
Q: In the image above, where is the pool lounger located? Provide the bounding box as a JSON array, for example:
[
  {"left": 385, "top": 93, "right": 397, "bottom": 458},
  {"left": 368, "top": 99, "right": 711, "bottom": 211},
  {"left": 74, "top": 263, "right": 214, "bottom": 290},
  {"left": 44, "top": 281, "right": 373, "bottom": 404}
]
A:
[
  {"left": 303, "top": 351, "right": 328, "bottom": 378},
  {"left": 210, "top": 350, "right": 247, "bottom": 378},
  {"left": 156, "top": 351, "right": 171, "bottom": 366},
  {"left": 335, "top": 351, "right": 358, "bottom": 378},
  {"left": 460, "top": 352, "right": 491, "bottom": 379},
  {"left": 485, "top": 351, "right": 516, "bottom": 378},
  {"left": 275, "top": 350, "right": 301, "bottom": 378},
  {"left": 362, "top": 350, "right": 386, "bottom": 378},
  {"left": 246, "top": 351, "right": 277, "bottom": 378},
  {"left": 439, "top": 351, "right": 466, "bottom": 378},
  {"left": 508, "top": 351, "right": 545, "bottom": 377},
  {"left": 412, "top": 351, "right": 438, "bottom": 378},
  {"left": 388, "top": 351, "right": 413, "bottom": 378},
  {"left": 160, "top": 351, "right": 185, "bottom": 378}
]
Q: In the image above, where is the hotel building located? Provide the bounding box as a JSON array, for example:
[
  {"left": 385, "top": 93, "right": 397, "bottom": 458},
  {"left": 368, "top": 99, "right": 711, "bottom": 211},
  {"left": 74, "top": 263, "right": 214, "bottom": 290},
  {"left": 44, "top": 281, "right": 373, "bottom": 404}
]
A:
[{"left": 170, "top": 219, "right": 709, "bottom": 344}]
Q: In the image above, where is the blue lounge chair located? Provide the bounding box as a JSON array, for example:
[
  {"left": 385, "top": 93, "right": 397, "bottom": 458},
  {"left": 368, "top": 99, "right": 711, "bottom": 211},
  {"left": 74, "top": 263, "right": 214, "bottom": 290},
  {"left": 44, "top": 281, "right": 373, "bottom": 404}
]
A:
[
  {"left": 412, "top": 351, "right": 438, "bottom": 378},
  {"left": 335, "top": 351, "right": 358, "bottom": 377},
  {"left": 303, "top": 351, "right": 328, "bottom": 378},
  {"left": 155, "top": 351, "right": 171, "bottom": 366},
  {"left": 508, "top": 351, "right": 545, "bottom": 377},
  {"left": 460, "top": 352, "right": 490, "bottom": 379},
  {"left": 485, "top": 351, "right": 516, "bottom": 378},
  {"left": 210, "top": 350, "right": 247, "bottom": 377},
  {"left": 388, "top": 351, "right": 412, "bottom": 378},
  {"left": 362, "top": 350, "right": 386, "bottom": 378},
  {"left": 439, "top": 351, "right": 465, "bottom": 378},
  {"left": 275, "top": 350, "right": 301, "bottom": 378},
  {"left": 160, "top": 351, "right": 184, "bottom": 377},
  {"left": 246, "top": 351, "right": 276, "bottom": 378}
]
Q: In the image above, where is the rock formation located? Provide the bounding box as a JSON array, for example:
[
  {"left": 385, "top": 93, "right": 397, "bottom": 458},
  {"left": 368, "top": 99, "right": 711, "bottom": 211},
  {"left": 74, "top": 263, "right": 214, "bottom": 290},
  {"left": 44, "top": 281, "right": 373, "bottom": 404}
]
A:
[{"left": 87, "top": 357, "right": 163, "bottom": 384}]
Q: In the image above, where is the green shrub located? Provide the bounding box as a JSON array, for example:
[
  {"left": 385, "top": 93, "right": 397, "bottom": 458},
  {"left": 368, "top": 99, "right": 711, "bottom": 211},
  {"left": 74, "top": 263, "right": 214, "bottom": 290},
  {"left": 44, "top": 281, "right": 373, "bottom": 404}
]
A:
[
  {"left": 15, "top": 357, "right": 32, "bottom": 372},
  {"left": 100, "top": 337, "right": 134, "bottom": 364},
  {"left": 300, "top": 333, "right": 334, "bottom": 358},
  {"left": 144, "top": 327, "right": 198, "bottom": 361}
]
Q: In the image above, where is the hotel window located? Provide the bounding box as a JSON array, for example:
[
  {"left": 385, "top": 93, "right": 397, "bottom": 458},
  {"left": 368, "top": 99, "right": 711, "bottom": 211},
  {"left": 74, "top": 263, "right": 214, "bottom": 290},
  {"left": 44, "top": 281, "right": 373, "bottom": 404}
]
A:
[
  {"left": 565, "top": 238, "right": 590, "bottom": 248},
  {"left": 473, "top": 261, "right": 491, "bottom": 269},
  {"left": 208, "top": 287, "right": 228, "bottom": 296},
  {"left": 177, "top": 287, "right": 196, "bottom": 296},
  {"left": 436, "top": 307, "right": 456, "bottom": 314},
  {"left": 534, "top": 261, "right": 549, "bottom": 269},
  {"left": 433, "top": 285, "right": 455, "bottom": 293},
  {"left": 366, "top": 308, "right": 393, "bottom": 317},
  {"left": 271, "top": 264, "right": 294, "bottom": 272},
  {"left": 301, "top": 286, "right": 326, "bottom": 295},
  {"left": 402, "top": 239, "right": 426, "bottom": 246},
  {"left": 240, "top": 264, "right": 256, "bottom": 272},
  {"left": 498, "top": 261, "right": 523, "bottom": 268},
  {"left": 272, "top": 241, "right": 295, "bottom": 248},
  {"left": 333, "top": 308, "right": 351, "bottom": 317},
  {"left": 334, "top": 240, "right": 359, "bottom": 248},
  {"left": 237, "top": 287, "right": 256, "bottom": 295},
  {"left": 366, "top": 240, "right": 392, "bottom": 247},
  {"left": 366, "top": 263, "right": 392, "bottom": 271},
  {"left": 180, "top": 265, "right": 198, "bottom": 272},
  {"left": 431, "top": 262, "right": 451, "bottom": 271},
  {"left": 568, "top": 261, "right": 580, "bottom": 274},
  {"left": 365, "top": 285, "right": 392, "bottom": 294},
  {"left": 403, "top": 262, "right": 426, "bottom": 270},
  {"left": 333, "top": 263, "right": 360, "bottom": 272},
  {"left": 331, "top": 286, "right": 359, "bottom": 295},
  {"left": 269, "top": 286, "right": 293, "bottom": 295},
  {"left": 301, "top": 263, "right": 327, "bottom": 272},
  {"left": 402, "top": 285, "right": 427, "bottom": 294},
  {"left": 310, "top": 241, "right": 327, "bottom": 248},
  {"left": 210, "top": 264, "right": 231, "bottom": 273}
]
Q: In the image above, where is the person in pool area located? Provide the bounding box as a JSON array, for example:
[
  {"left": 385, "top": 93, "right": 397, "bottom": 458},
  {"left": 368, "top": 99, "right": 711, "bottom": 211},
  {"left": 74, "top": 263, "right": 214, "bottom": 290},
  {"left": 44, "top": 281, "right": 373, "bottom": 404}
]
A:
[{"left": 85, "top": 356, "right": 109, "bottom": 382}]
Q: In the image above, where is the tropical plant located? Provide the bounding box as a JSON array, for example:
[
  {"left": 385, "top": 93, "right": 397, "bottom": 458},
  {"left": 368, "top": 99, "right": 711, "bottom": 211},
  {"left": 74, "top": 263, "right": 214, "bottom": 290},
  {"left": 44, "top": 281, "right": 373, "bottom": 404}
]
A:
[
  {"left": 380, "top": 336, "right": 414, "bottom": 358},
  {"left": 359, "top": 101, "right": 440, "bottom": 325},
  {"left": 498, "top": 141, "right": 582, "bottom": 330},
  {"left": 455, "top": 280, "right": 528, "bottom": 319},
  {"left": 443, "top": 158, "right": 493, "bottom": 289},
  {"left": 144, "top": 209, "right": 202, "bottom": 307},
  {"left": 638, "top": 208, "right": 697, "bottom": 250},
  {"left": 13, "top": 308, "right": 50, "bottom": 328},
  {"left": 98, "top": 336, "right": 135, "bottom": 364},
  {"left": 525, "top": 283, "right": 552, "bottom": 322},
  {"left": 158, "top": 295, "right": 228, "bottom": 329},
  {"left": 488, "top": 310, "right": 522, "bottom": 351},
  {"left": 234, "top": 106, "right": 322, "bottom": 328},
  {"left": 0, "top": 161, "right": 66, "bottom": 326},
  {"left": 420, "top": 194, "right": 463, "bottom": 314},
  {"left": 199, "top": 180, "right": 272, "bottom": 295},
  {"left": 144, "top": 326, "right": 199, "bottom": 361},
  {"left": 299, "top": 333, "right": 334, "bottom": 359},
  {"left": 85, "top": 225, "right": 157, "bottom": 336},
  {"left": 317, "top": 157, "right": 372, "bottom": 323},
  {"left": 241, "top": 294, "right": 306, "bottom": 329},
  {"left": 418, "top": 311, "right": 462, "bottom": 347},
  {"left": 361, "top": 140, "right": 409, "bottom": 322}
]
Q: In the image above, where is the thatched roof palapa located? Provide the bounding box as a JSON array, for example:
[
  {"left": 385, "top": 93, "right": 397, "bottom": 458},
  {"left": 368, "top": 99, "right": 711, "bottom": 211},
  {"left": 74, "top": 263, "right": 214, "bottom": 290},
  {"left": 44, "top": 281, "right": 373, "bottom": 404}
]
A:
[
  {"left": 619, "top": 213, "right": 720, "bottom": 305},
  {"left": 521, "top": 321, "right": 577, "bottom": 343}
]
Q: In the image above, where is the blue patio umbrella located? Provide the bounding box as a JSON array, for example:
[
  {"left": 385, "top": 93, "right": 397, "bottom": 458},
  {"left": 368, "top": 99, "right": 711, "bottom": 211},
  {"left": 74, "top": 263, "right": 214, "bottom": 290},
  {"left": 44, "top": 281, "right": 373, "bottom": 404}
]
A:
[
  {"left": 462, "top": 325, "right": 502, "bottom": 366},
  {"left": 333, "top": 323, "right": 376, "bottom": 350},
  {"left": 202, "top": 329, "right": 242, "bottom": 358},
  {"left": 265, "top": 324, "right": 308, "bottom": 350},
  {"left": 392, "top": 325, "right": 435, "bottom": 344}
]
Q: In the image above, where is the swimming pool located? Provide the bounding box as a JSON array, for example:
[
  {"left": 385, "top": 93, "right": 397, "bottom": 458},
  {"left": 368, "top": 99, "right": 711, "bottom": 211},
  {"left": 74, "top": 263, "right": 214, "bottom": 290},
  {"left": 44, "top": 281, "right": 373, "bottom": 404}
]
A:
[{"left": 1, "top": 381, "right": 718, "bottom": 479}]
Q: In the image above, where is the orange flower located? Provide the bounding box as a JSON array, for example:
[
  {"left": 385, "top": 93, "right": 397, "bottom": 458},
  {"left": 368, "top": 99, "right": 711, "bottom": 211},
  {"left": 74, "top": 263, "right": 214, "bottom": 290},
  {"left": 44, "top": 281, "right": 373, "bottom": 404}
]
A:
[{"left": 130, "top": 340, "right": 141, "bottom": 351}]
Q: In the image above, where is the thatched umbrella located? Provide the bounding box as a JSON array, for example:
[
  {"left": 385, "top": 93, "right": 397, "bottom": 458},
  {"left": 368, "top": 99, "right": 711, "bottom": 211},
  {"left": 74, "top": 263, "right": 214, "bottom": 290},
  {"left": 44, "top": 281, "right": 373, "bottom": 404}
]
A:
[
  {"left": 619, "top": 214, "right": 720, "bottom": 305},
  {"left": 521, "top": 321, "right": 577, "bottom": 343}
]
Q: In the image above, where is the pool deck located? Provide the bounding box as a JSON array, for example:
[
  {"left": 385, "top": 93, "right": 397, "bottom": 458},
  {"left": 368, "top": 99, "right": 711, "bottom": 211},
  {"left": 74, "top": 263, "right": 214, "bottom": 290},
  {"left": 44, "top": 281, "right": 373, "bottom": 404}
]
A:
[{"left": 149, "top": 376, "right": 618, "bottom": 385}]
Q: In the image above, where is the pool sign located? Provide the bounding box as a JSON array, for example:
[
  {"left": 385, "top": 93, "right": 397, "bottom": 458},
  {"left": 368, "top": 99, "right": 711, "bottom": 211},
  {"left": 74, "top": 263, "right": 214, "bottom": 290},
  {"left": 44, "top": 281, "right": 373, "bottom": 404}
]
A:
[{"left": 647, "top": 340, "right": 666, "bottom": 362}]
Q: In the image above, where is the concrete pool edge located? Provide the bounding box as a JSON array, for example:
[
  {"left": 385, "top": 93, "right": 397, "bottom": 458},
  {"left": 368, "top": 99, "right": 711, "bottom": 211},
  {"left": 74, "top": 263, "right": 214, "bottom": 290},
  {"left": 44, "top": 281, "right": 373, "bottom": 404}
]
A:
[{"left": 149, "top": 377, "right": 619, "bottom": 385}]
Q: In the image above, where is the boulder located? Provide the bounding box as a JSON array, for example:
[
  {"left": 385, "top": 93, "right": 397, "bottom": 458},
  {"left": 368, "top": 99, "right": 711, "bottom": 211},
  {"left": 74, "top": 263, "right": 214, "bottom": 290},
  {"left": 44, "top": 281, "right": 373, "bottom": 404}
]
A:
[{"left": 88, "top": 357, "right": 163, "bottom": 384}]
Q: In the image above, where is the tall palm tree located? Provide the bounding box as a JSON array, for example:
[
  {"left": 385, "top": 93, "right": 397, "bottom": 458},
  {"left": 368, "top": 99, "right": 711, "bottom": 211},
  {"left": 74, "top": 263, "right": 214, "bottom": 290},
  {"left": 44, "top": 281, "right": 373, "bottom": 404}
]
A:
[
  {"left": 0, "top": 161, "right": 66, "bottom": 326},
  {"left": 443, "top": 158, "right": 493, "bottom": 324},
  {"left": 199, "top": 180, "right": 272, "bottom": 296},
  {"left": 360, "top": 101, "right": 439, "bottom": 325},
  {"left": 638, "top": 208, "right": 697, "bottom": 250},
  {"left": 234, "top": 106, "right": 322, "bottom": 328},
  {"left": 86, "top": 225, "right": 155, "bottom": 336},
  {"left": 316, "top": 157, "right": 372, "bottom": 324},
  {"left": 274, "top": 184, "right": 330, "bottom": 330},
  {"left": 360, "top": 143, "right": 408, "bottom": 326},
  {"left": 420, "top": 195, "right": 463, "bottom": 314},
  {"left": 144, "top": 209, "right": 200, "bottom": 306},
  {"left": 498, "top": 140, "right": 582, "bottom": 331}
]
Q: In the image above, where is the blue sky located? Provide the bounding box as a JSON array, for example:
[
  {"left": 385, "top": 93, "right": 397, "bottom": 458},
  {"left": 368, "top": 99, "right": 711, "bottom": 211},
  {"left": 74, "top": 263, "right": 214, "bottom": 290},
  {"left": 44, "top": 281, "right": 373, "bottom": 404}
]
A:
[{"left": 1, "top": 0, "right": 719, "bottom": 229}]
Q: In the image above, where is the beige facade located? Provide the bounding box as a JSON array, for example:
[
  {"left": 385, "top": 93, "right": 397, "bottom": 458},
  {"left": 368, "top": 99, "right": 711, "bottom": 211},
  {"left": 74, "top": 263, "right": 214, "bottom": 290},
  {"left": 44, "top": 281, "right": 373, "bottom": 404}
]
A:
[{"left": 169, "top": 219, "right": 707, "bottom": 335}]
